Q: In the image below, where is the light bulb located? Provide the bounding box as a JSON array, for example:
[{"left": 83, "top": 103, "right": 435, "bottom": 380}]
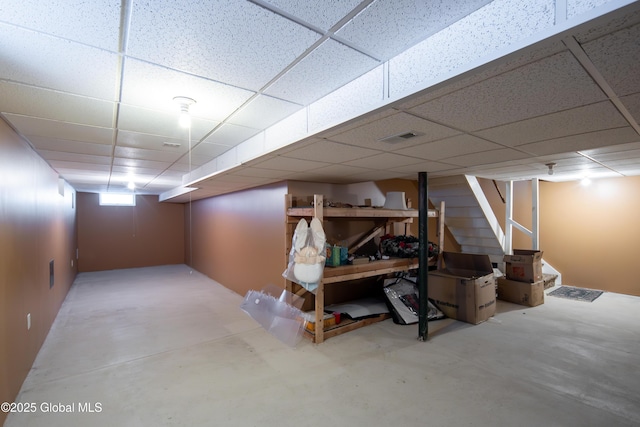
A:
[
  {"left": 127, "top": 181, "right": 135, "bottom": 190},
  {"left": 179, "top": 111, "right": 191, "bottom": 128},
  {"left": 173, "top": 96, "right": 196, "bottom": 129},
  {"left": 581, "top": 177, "right": 591, "bottom": 186}
]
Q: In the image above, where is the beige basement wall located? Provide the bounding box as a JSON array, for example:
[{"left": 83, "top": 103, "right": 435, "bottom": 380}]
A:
[
  {"left": 479, "top": 176, "right": 640, "bottom": 297},
  {"left": 77, "top": 193, "right": 185, "bottom": 272},
  {"left": 0, "top": 119, "right": 77, "bottom": 425},
  {"left": 188, "top": 178, "right": 459, "bottom": 298}
]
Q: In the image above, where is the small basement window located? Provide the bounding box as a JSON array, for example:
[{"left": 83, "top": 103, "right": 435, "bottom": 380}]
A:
[{"left": 99, "top": 193, "right": 136, "bottom": 206}]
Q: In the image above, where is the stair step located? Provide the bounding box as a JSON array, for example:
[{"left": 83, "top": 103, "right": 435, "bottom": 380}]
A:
[
  {"left": 442, "top": 206, "right": 485, "bottom": 217},
  {"left": 456, "top": 236, "right": 504, "bottom": 247},
  {"left": 446, "top": 217, "right": 493, "bottom": 228},
  {"left": 428, "top": 195, "right": 478, "bottom": 208},
  {"left": 461, "top": 245, "right": 505, "bottom": 256},
  {"left": 448, "top": 228, "right": 500, "bottom": 239}
]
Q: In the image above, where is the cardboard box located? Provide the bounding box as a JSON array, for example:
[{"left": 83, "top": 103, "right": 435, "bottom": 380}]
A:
[
  {"left": 497, "top": 277, "right": 544, "bottom": 307},
  {"left": 504, "top": 249, "right": 543, "bottom": 282},
  {"left": 427, "top": 252, "right": 496, "bottom": 324}
]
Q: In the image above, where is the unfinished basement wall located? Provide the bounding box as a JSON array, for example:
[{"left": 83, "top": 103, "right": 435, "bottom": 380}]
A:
[
  {"left": 479, "top": 176, "right": 640, "bottom": 297},
  {"left": 76, "top": 193, "right": 185, "bottom": 272},
  {"left": 0, "top": 119, "right": 77, "bottom": 425},
  {"left": 187, "top": 182, "right": 288, "bottom": 296},
  {"left": 188, "top": 178, "right": 460, "bottom": 298}
]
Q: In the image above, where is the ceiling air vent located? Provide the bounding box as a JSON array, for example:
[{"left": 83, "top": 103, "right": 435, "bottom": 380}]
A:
[
  {"left": 378, "top": 131, "right": 424, "bottom": 144},
  {"left": 163, "top": 142, "right": 181, "bottom": 148}
]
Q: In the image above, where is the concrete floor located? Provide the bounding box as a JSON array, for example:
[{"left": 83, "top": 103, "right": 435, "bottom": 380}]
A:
[{"left": 5, "top": 264, "right": 640, "bottom": 427}]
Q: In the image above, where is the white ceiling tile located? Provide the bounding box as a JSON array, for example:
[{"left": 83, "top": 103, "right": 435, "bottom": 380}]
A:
[
  {"left": 389, "top": 161, "right": 460, "bottom": 174},
  {"left": 54, "top": 168, "right": 110, "bottom": 182},
  {"left": 602, "top": 156, "right": 640, "bottom": 167},
  {"left": 3, "top": 114, "right": 114, "bottom": 145},
  {"left": 336, "top": 0, "right": 491, "bottom": 60},
  {"left": 50, "top": 162, "right": 111, "bottom": 173},
  {"left": 117, "top": 104, "right": 218, "bottom": 142},
  {"left": 265, "top": 109, "right": 310, "bottom": 152},
  {"left": 308, "top": 164, "right": 375, "bottom": 178},
  {"left": 611, "top": 165, "right": 640, "bottom": 175},
  {"left": 228, "top": 167, "right": 291, "bottom": 179},
  {"left": 395, "top": 40, "right": 566, "bottom": 110},
  {"left": 517, "top": 127, "right": 640, "bottom": 156},
  {"left": 1, "top": 1, "right": 640, "bottom": 196},
  {"left": 190, "top": 142, "right": 230, "bottom": 159},
  {"left": 250, "top": 156, "right": 330, "bottom": 172},
  {"left": 110, "top": 167, "right": 165, "bottom": 181},
  {"left": 236, "top": 133, "right": 265, "bottom": 164},
  {"left": 39, "top": 150, "right": 111, "bottom": 165},
  {"left": 28, "top": 137, "right": 113, "bottom": 157},
  {"left": 476, "top": 101, "right": 628, "bottom": 146},
  {"left": 121, "top": 59, "right": 255, "bottom": 122},
  {"left": 0, "top": 24, "right": 119, "bottom": 100},
  {"left": 394, "top": 134, "right": 503, "bottom": 160},
  {"left": 262, "top": 0, "right": 362, "bottom": 31},
  {"left": 389, "top": 0, "right": 554, "bottom": 99},
  {"left": 329, "top": 112, "right": 461, "bottom": 151},
  {"left": 230, "top": 95, "right": 303, "bottom": 129},
  {"left": 282, "top": 140, "right": 381, "bottom": 163},
  {"left": 441, "top": 148, "right": 532, "bottom": 167},
  {"left": 347, "top": 169, "right": 409, "bottom": 182},
  {"left": 408, "top": 51, "right": 607, "bottom": 131},
  {"left": 0, "top": 82, "right": 114, "bottom": 127},
  {"left": 126, "top": 0, "right": 320, "bottom": 91},
  {"left": 319, "top": 105, "right": 396, "bottom": 138},
  {"left": 201, "top": 174, "right": 268, "bottom": 185},
  {"left": 117, "top": 131, "right": 189, "bottom": 154},
  {"left": 620, "top": 92, "right": 640, "bottom": 124},
  {"left": 0, "top": 0, "right": 121, "bottom": 51},
  {"left": 113, "top": 157, "right": 177, "bottom": 170},
  {"left": 114, "top": 146, "right": 183, "bottom": 163},
  {"left": 343, "top": 152, "right": 424, "bottom": 169},
  {"left": 309, "top": 65, "right": 385, "bottom": 134},
  {"left": 582, "top": 21, "right": 640, "bottom": 96},
  {"left": 579, "top": 141, "right": 640, "bottom": 156},
  {"left": 217, "top": 148, "right": 239, "bottom": 171},
  {"left": 264, "top": 39, "right": 379, "bottom": 105},
  {"left": 203, "top": 123, "right": 261, "bottom": 147},
  {"left": 573, "top": 7, "right": 640, "bottom": 42}
]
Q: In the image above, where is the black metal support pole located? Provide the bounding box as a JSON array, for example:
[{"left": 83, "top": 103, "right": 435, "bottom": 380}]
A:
[{"left": 418, "top": 172, "right": 429, "bottom": 341}]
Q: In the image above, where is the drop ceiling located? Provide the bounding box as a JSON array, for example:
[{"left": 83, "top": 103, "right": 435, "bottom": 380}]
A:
[{"left": 1, "top": 0, "right": 639, "bottom": 203}]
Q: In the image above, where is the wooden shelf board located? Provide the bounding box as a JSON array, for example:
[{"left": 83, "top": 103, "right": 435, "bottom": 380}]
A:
[
  {"left": 322, "top": 258, "right": 419, "bottom": 284},
  {"left": 287, "top": 207, "right": 438, "bottom": 218},
  {"left": 303, "top": 313, "right": 390, "bottom": 342}
]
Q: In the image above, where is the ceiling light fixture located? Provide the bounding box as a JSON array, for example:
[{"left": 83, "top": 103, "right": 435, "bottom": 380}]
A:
[
  {"left": 127, "top": 181, "right": 135, "bottom": 190},
  {"left": 581, "top": 177, "right": 592, "bottom": 186},
  {"left": 173, "top": 96, "right": 196, "bottom": 129},
  {"left": 545, "top": 162, "right": 556, "bottom": 175}
]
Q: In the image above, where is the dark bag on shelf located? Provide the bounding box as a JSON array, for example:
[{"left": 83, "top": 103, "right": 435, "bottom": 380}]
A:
[{"left": 380, "top": 235, "right": 438, "bottom": 259}]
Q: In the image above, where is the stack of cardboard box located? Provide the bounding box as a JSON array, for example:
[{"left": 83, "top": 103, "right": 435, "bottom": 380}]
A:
[{"left": 497, "top": 250, "right": 545, "bottom": 307}]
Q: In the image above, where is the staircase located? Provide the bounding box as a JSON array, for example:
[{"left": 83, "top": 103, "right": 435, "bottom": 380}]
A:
[{"left": 429, "top": 175, "right": 505, "bottom": 266}]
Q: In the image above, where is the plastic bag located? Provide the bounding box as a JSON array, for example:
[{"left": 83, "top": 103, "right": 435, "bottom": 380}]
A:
[
  {"left": 282, "top": 218, "right": 326, "bottom": 293},
  {"left": 240, "top": 284, "right": 305, "bottom": 347}
]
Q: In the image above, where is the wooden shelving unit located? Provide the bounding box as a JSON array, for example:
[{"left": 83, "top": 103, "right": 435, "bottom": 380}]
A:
[{"left": 285, "top": 194, "right": 444, "bottom": 343}]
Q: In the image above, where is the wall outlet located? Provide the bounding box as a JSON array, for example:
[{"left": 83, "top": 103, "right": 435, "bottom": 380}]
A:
[{"left": 27, "top": 313, "right": 31, "bottom": 330}]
